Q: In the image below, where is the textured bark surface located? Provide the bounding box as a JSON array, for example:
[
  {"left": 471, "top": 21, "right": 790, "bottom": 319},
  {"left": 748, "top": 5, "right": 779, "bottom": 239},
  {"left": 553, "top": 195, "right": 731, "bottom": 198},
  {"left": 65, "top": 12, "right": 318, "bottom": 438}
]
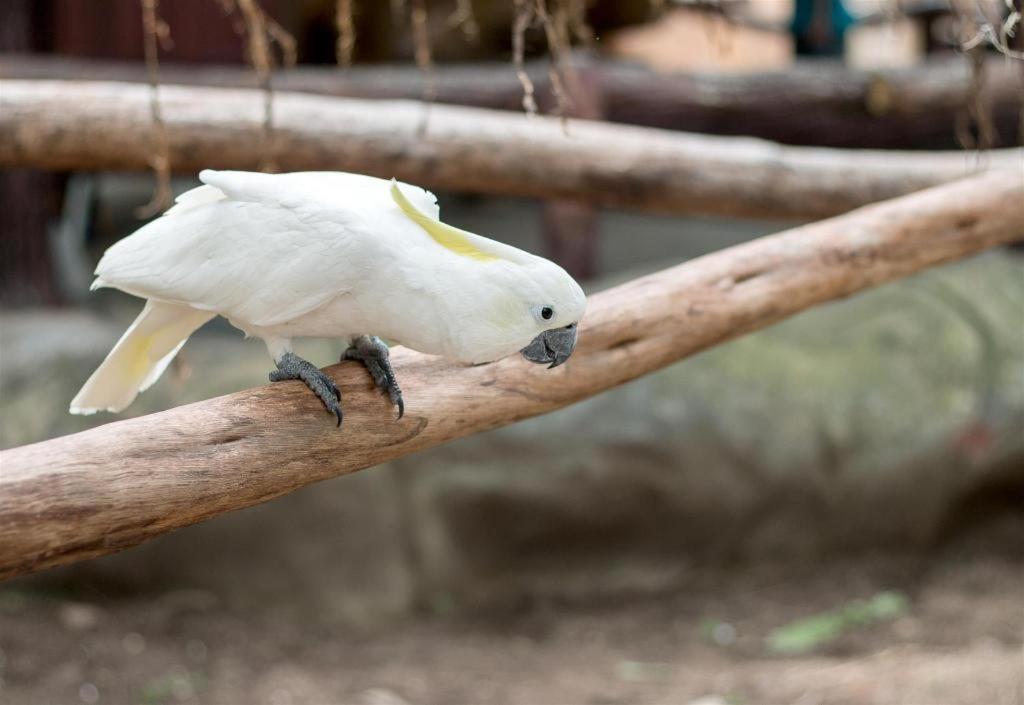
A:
[
  {"left": 0, "top": 80, "right": 1021, "bottom": 219},
  {"left": 4, "top": 54, "right": 1022, "bottom": 148},
  {"left": 1, "top": 170, "right": 1021, "bottom": 581}
]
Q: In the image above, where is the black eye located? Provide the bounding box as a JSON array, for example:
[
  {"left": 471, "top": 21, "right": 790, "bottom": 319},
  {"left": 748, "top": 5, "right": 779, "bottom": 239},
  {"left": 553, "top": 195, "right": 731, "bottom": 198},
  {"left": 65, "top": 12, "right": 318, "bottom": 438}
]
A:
[{"left": 541, "top": 306, "right": 554, "bottom": 320}]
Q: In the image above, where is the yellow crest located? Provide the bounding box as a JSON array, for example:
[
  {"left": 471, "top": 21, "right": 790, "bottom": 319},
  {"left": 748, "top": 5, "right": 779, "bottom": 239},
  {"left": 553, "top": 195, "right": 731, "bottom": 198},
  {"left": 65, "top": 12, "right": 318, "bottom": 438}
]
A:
[{"left": 390, "top": 181, "right": 500, "bottom": 262}]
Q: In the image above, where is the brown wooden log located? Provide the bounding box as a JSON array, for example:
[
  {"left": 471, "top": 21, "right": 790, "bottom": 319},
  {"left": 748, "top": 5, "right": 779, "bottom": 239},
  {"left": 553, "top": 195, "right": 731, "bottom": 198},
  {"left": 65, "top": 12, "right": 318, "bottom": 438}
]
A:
[
  {"left": 2, "top": 53, "right": 1021, "bottom": 149},
  {"left": 1, "top": 79, "right": 1021, "bottom": 219},
  {"left": 598, "top": 57, "right": 1024, "bottom": 149},
  {"left": 1, "top": 170, "right": 1022, "bottom": 581},
  {"left": 0, "top": 53, "right": 542, "bottom": 112}
]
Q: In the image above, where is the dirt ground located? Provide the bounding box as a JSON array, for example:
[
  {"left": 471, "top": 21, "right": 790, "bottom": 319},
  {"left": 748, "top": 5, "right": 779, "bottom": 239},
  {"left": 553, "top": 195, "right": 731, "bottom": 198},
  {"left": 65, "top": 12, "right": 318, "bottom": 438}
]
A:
[{"left": 1, "top": 516, "right": 1021, "bottom": 705}]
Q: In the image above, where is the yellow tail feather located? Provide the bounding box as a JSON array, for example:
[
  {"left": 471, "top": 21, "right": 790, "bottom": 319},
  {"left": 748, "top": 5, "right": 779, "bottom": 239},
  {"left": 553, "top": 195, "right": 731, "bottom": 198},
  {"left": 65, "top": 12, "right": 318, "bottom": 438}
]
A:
[{"left": 69, "top": 301, "right": 214, "bottom": 415}]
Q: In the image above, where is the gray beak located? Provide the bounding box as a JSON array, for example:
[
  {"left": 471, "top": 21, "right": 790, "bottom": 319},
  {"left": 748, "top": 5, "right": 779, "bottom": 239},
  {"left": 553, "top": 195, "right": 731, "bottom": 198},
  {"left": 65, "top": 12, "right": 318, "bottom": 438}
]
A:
[{"left": 521, "top": 323, "right": 578, "bottom": 369}]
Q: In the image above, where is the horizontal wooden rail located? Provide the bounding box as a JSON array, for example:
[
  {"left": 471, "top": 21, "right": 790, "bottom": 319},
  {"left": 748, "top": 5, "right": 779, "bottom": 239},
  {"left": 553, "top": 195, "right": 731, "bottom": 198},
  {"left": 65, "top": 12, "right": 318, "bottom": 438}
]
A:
[
  {"left": 1, "top": 170, "right": 1021, "bottom": 580},
  {"left": 0, "top": 79, "right": 1020, "bottom": 219},
  {"left": 3, "top": 53, "right": 1021, "bottom": 148}
]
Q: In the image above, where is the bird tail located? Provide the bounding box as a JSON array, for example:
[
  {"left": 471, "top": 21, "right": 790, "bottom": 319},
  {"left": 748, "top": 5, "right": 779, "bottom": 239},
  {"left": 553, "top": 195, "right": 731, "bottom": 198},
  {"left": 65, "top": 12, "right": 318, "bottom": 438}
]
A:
[{"left": 70, "top": 300, "right": 215, "bottom": 415}]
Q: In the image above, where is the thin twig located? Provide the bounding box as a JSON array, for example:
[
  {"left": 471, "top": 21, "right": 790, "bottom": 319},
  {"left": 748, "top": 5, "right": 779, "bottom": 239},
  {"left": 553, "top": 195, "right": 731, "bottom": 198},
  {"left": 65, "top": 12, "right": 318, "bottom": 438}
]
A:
[
  {"left": 956, "top": 0, "right": 1024, "bottom": 58},
  {"left": 265, "top": 14, "right": 298, "bottom": 66},
  {"left": 512, "top": 0, "right": 538, "bottom": 116},
  {"left": 137, "top": 0, "right": 173, "bottom": 218},
  {"left": 951, "top": 0, "right": 1017, "bottom": 154},
  {"left": 446, "top": 0, "right": 480, "bottom": 43},
  {"left": 956, "top": 45, "right": 998, "bottom": 153},
  {"left": 534, "top": 0, "right": 581, "bottom": 131},
  {"left": 566, "top": 0, "right": 594, "bottom": 46},
  {"left": 229, "top": 0, "right": 297, "bottom": 172},
  {"left": 336, "top": 0, "right": 356, "bottom": 67},
  {"left": 410, "top": 0, "right": 435, "bottom": 134}
]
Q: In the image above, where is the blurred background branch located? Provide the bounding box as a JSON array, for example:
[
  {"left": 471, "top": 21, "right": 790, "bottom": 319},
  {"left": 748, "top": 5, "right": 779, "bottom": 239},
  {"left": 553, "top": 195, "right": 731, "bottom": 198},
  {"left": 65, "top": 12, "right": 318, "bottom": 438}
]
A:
[
  {"left": 1, "top": 79, "right": 1020, "bottom": 220},
  {"left": 3, "top": 52, "right": 1021, "bottom": 149}
]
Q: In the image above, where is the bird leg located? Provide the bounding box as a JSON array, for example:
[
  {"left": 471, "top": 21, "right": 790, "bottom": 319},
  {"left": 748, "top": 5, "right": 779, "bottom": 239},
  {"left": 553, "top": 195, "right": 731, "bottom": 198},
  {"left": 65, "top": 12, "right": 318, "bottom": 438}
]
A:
[
  {"left": 343, "top": 335, "right": 404, "bottom": 419},
  {"left": 270, "top": 352, "right": 343, "bottom": 427}
]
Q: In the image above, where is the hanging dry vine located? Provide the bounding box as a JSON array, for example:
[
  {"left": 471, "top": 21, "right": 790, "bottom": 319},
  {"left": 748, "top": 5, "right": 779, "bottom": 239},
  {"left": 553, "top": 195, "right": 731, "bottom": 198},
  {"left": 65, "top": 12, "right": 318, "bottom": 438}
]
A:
[
  {"left": 956, "top": 44, "right": 999, "bottom": 152},
  {"left": 510, "top": 1, "right": 585, "bottom": 125},
  {"left": 566, "top": 0, "right": 594, "bottom": 46},
  {"left": 221, "top": 0, "right": 297, "bottom": 172},
  {"left": 335, "top": 0, "right": 356, "bottom": 67},
  {"left": 137, "top": 0, "right": 173, "bottom": 218},
  {"left": 534, "top": 0, "right": 574, "bottom": 121},
  {"left": 958, "top": 0, "right": 1024, "bottom": 59},
  {"left": 950, "top": 0, "right": 1024, "bottom": 151},
  {"left": 409, "top": 0, "right": 436, "bottom": 133},
  {"left": 447, "top": 0, "right": 480, "bottom": 43},
  {"left": 512, "top": 0, "right": 539, "bottom": 116}
]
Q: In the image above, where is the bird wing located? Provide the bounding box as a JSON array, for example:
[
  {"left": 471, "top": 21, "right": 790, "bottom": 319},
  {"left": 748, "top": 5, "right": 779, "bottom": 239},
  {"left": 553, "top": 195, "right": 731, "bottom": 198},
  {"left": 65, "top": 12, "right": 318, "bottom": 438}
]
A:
[
  {"left": 94, "top": 171, "right": 395, "bottom": 328},
  {"left": 202, "top": 169, "right": 442, "bottom": 220}
]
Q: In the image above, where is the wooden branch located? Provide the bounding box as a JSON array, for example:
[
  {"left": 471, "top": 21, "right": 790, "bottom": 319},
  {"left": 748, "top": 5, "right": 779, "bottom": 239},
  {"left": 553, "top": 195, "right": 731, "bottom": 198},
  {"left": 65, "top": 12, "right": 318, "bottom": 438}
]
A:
[
  {"left": 3, "top": 53, "right": 1021, "bottom": 148},
  {"left": 596, "top": 58, "right": 1024, "bottom": 149},
  {"left": 1, "top": 170, "right": 1022, "bottom": 581},
  {"left": 1, "top": 80, "right": 1021, "bottom": 220}
]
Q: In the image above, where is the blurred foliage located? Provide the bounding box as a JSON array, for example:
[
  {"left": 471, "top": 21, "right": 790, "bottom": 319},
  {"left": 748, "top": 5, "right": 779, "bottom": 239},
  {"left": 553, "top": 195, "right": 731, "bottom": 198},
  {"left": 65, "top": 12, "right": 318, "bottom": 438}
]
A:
[{"left": 767, "top": 590, "right": 909, "bottom": 654}]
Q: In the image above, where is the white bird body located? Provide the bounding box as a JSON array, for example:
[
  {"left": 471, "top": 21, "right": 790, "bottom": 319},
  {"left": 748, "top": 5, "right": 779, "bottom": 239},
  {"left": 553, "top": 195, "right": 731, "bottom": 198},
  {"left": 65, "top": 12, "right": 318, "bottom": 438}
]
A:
[{"left": 71, "top": 170, "right": 585, "bottom": 417}]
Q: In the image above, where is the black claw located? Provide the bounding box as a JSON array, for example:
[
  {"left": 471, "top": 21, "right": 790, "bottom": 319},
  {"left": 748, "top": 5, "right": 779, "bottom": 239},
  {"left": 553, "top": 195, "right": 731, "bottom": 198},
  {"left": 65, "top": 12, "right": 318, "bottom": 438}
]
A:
[
  {"left": 271, "top": 352, "right": 344, "bottom": 428},
  {"left": 343, "top": 335, "right": 405, "bottom": 419}
]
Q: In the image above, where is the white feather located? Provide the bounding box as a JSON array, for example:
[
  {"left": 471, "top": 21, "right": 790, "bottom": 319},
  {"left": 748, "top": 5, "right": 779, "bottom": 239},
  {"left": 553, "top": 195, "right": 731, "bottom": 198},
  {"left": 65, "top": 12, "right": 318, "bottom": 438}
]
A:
[
  {"left": 164, "top": 184, "right": 226, "bottom": 215},
  {"left": 70, "top": 301, "right": 214, "bottom": 414}
]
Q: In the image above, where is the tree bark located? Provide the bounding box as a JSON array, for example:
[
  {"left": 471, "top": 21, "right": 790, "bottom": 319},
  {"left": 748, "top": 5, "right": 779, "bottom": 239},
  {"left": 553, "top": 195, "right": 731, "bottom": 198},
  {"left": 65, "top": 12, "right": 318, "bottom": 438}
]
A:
[
  {"left": 1, "top": 79, "right": 1021, "bottom": 220},
  {"left": 597, "top": 57, "right": 1024, "bottom": 149},
  {"left": 1, "top": 170, "right": 1021, "bottom": 581},
  {"left": 3, "top": 54, "right": 1022, "bottom": 148}
]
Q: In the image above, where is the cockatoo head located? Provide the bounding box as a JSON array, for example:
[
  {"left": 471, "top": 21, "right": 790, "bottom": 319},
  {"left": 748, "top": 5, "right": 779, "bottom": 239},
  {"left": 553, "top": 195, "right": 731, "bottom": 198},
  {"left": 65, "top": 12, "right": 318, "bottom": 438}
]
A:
[
  {"left": 513, "top": 257, "right": 586, "bottom": 369},
  {"left": 392, "top": 180, "right": 586, "bottom": 367},
  {"left": 435, "top": 253, "right": 586, "bottom": 367}
]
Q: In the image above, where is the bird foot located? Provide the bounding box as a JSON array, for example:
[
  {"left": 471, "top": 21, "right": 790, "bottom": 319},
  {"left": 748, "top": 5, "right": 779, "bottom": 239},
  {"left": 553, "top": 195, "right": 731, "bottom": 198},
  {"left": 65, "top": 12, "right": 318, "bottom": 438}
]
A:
[
  {"left": 343, "top": 335, "right": 404, "bottom": 419},
  {"left": 270, "top": 352, "right": 343, "bottom": 427}
]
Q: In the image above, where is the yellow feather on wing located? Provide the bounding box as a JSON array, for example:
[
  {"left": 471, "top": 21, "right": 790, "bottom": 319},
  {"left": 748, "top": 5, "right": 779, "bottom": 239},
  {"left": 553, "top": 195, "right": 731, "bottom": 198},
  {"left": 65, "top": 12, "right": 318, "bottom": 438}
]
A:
[{"left": 390, "top": 180, "right": 500, "bottom": 262}]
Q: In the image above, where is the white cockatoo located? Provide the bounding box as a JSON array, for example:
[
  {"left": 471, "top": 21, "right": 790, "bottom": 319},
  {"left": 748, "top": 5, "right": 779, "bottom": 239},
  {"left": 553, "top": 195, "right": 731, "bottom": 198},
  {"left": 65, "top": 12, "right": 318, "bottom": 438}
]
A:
[{"left": 70, "top": 170, "right": 586, "bottom": 426}]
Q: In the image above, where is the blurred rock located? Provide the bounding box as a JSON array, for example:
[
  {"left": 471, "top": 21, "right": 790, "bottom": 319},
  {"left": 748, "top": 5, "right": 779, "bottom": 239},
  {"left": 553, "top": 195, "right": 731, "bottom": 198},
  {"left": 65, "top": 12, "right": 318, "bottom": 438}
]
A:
[
  {"left": 57, "top": 602, "right": 105, "bottom": 632},
  {"left": 687, "top": 697, "right": 730, "bottom": 705}
]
